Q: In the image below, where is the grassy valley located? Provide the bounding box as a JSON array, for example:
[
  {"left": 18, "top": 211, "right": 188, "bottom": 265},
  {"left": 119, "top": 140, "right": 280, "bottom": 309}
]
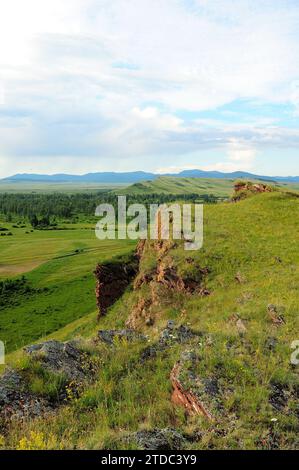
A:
[
  {"left": 0, "top": 182, "right": 128, "bottom": 194},
  {"left": 0, "top": 220, "right": 135, "bottom": 352}
]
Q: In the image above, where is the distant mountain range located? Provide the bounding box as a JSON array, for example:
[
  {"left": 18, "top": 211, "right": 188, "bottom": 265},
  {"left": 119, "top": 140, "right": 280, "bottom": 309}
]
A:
[{"left": 1, "top": 170, "right": 299, "bottom": 183}]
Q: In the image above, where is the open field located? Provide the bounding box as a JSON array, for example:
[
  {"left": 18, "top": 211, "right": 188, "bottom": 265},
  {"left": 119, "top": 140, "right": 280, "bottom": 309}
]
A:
[
  {"left": 279, "top": 182, "right": 299, "bottom": 192},
  {"left": 0, "top": 221, "right": 135, "bottom": 352}
]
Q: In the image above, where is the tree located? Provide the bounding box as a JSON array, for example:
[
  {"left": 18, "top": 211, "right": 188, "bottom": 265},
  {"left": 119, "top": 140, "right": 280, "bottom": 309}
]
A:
[{"left": 30, "top": 214, "right": 39, "bottom": 228}]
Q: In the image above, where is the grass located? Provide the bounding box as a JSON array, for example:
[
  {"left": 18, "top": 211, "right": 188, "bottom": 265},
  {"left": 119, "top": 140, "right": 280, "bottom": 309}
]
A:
[
  {"left": 0, "top": 182, "right": 128, "bottom": 193},
  {"left": 0, "top": 220, "right": 135, "bottom": 352}
]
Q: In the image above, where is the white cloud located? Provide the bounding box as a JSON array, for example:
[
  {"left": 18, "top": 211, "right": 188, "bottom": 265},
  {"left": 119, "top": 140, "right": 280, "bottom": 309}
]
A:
[
  {"left": 0, "top": 0, "right": 299, "bottom": 175},
  {"left": 157, "top": 138, "right": 258, "bottom": 174},
  {"left": 202, "top": 138, "right": 257, "bottom": 172}
]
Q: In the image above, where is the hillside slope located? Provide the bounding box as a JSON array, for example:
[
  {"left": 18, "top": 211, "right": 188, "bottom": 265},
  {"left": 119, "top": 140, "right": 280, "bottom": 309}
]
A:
[
  {"left": 1, "top": 190, "right": 298, "bottom": 450},
  {"left": 118, "top": 176, "right": 234, "bottom": 197}
]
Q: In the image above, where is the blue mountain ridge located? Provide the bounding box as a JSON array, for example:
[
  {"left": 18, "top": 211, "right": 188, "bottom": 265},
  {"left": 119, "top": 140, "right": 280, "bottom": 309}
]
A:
[{"left": 1, "top": 170, "right": 299, "bottom": 183}]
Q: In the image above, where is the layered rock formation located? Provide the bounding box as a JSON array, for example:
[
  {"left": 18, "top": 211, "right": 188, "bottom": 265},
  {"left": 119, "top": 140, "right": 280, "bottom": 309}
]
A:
[{"left": 94, "top": 256, "right": 139, "bottom": 320}]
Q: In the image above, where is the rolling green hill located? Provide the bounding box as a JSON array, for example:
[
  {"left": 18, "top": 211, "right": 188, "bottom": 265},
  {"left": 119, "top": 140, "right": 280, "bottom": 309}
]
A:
[
  {"left": 118, "top": 176, "right": 299, "bottom": 200},
  {"left": 117, "top": 176, "right": 235, "bottom": 197}
]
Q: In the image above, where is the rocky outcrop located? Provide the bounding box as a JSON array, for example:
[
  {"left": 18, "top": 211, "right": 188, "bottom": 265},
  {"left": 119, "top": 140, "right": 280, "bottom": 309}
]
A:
[
  {"left": 156, "top": 263, "right": 209, "bottom": 293},
  {"left": 234, "top": 181, "right": 274, "bottom": 194},
  {"left": 233, "top": 181, "right": 274, "bottom": 201},
  {"left": 0, "top": 368, "right": 51, "bottom": 425},
  {"left": 140, "top": 321, "right": 201, "bottom": 362},
  {"left": 0, "top": 339, "right": 94, "bottom": 429},
  {"left": 127, "top": 241, "right": 210, "bottom": 329},
  {"left": 170, "top": 351, "right": 224, "bottom": 420},
  {"left": 228, "top": 313, "right": 247, "bottom": 336},
  {"left": 94, "top": 238, "right": 209, "bottom": 329},
  {"left": 269, "top": 381, "right": 299, "bottom": 418},
  {"left": 171, "top": 361, "right": 214, "bottom": 420},
  {"left": 24, "top": 340, "right": 90, "bottom": 381},
  {"left": 94, "top": 257, "right": 139, "bottom": 320}
]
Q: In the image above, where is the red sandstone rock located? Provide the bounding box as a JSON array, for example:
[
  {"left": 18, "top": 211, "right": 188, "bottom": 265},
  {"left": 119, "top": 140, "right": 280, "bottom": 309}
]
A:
[{"left": 170, "top": 362, "right": 213, "bottom": 420}]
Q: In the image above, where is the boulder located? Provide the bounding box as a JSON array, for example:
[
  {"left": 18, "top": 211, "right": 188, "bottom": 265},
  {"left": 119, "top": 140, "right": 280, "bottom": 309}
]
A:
[
  {"left": 0, "top": 368, "right": 50, "bottom": 423},
  {"left": 24, "top": 340, "right": 88, "bottom": 381}
]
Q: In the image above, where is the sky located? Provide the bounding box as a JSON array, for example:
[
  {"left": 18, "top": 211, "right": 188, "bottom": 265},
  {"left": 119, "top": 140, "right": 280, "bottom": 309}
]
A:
[{"left": 0, "top": 0, "right": 298, "bottom": 178}]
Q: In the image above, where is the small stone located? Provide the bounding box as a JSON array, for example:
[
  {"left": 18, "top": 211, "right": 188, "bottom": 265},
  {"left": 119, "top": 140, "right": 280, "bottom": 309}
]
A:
[
  {"left": 236, "top": 319, "right": 247, "bottom": 335},
  {"left": 235, "top": 272, "right": 246, "bottom": 284},
  {"left": 265, "top": 336, "right": 278, "bottom": 351},
  {"left": 181, "top": 350, "right": 197, "bottom": 363},
  {"left": 267, "top": 305, "right": 285, "bottom": 326},
  {"left": 167, "top": 320, "right": 176, "bottom": 330}
]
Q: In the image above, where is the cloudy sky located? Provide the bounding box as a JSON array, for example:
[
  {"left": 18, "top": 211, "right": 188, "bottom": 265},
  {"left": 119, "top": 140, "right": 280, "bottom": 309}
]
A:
[{"left": 0, "top": 0, "right": 298, "bottom": 177}]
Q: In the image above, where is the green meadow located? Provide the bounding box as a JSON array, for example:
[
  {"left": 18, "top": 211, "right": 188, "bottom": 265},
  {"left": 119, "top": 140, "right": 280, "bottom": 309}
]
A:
[
  {"left": 0, "top": 181, "right": 128, "bottom": 193},
  {"left": 0, "top": 221, "right": 135, "bottom": 352}
]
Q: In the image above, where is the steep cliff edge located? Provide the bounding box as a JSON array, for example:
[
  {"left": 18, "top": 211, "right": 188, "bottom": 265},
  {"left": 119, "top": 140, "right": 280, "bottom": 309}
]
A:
[
  {"left": 94, "top": 254, "right": 139, "bottom": 320},
  {"left": 126, "top": 239, "right": 210, "bottom": 329}
]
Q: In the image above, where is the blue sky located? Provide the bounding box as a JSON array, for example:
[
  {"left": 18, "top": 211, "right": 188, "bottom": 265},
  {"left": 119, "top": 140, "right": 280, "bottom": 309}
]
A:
[{"left": 0, "top": 0, "right": 298, "bottom": 177}]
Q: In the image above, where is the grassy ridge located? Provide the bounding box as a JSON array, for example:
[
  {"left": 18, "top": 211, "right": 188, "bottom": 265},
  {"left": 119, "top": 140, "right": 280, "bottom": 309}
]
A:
[
  {"left": 118, "top": 176, "right": 235, "bottom": 196},
  {"left": 118, "top": 176, "right": 299, "bottom": 197},
  {"left": 76, "top": 191, "right": 299, "bottom": 449}
]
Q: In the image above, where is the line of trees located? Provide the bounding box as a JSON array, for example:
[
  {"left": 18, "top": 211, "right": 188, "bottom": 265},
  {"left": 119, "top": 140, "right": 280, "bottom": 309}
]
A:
[{"left": 0, "top": 191, "right": 220, "bottom": 223}]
